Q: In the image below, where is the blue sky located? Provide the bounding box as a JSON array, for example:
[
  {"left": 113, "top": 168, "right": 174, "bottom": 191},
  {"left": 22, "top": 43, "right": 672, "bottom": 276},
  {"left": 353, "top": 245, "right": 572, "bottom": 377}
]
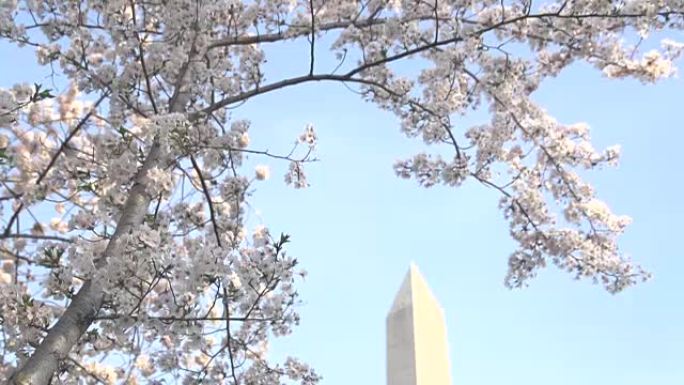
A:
[{"left": 2, "top": 27, "right": 684, "bottom": 385}]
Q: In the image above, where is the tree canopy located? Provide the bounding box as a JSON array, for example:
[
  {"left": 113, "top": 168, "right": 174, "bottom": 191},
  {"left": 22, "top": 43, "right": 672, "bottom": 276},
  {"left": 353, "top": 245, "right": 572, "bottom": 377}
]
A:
[{"left": 0, "top": 0, "right": 681, "bottom": 383}]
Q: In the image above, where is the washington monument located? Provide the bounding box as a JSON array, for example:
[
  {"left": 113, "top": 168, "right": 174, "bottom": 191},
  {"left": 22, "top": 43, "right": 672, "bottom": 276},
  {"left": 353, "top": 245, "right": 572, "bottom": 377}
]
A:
[{"left": 387, "top": 263, "right": 452, "bottom": 385}]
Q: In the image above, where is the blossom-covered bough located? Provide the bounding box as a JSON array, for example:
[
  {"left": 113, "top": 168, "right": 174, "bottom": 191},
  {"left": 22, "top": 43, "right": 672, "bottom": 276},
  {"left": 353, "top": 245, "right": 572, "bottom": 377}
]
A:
[{"left": 0, "top": 0, "right": 681, "bottom": 383}]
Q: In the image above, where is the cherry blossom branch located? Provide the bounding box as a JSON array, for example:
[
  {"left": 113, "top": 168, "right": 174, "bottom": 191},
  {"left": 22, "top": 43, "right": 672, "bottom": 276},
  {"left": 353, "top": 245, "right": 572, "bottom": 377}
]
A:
[
  {"left": 206, "top": 14, "right": 447, "bottom": 50},
  {"left": 462, "top": 68, "right": 600, "bottom": 231},
  {"left": 0, "top": 233, "right": 73, "bottom": 243},
  {"left": 199, "top": 11, "right": 566, "bottom": 116},
  {"left": 308, "top": 0, "right": 316, "bottom": 76},
  {"left": 2, "top": 93, "right": 108, "bottom": 237},
  {"left": 227, "top": 146, "right": 317, "bottom": 163},
  {"left": 189, "top": 155, "right": 222, "bottom": 247},
  {"left": 8, "top": 36, "right": 150, "bottom": 118},
  {"left": 222, "top": 283, "right": 239, "bottom": 385},
  {"left": 130, "top": 0, "right": 159, "bottom": 114},
  {"left": 9, "top": 105, "right": 182, "bottom": 385},
  {"left": 66, "top": 357, "right": 107, "bottom": 385}
]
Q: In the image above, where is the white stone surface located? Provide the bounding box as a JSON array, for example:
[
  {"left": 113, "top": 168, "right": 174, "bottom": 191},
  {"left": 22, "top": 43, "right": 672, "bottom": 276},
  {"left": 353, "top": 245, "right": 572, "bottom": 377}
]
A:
[{"left": 387, "top": 263, "right": 452, "bottom": 385}]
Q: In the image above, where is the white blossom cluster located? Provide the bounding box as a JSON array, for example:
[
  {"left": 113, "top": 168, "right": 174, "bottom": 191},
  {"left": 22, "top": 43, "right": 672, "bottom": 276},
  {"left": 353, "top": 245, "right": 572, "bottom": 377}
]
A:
[{"left": 0, "top": 0, "right": 681, "bottom": 383}]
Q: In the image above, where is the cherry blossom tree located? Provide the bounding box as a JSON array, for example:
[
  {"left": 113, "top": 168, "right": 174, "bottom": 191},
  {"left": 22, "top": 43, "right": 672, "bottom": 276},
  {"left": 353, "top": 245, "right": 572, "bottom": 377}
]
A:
[{"left": 0, "top": 0, "right": 681, "bottom": 383}]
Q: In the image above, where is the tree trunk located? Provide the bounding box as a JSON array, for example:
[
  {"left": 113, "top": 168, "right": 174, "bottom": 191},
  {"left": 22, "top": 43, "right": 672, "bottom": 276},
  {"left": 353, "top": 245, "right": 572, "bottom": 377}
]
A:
[{"left": 9, "top": 131, "right": 167, "bottom": 385}]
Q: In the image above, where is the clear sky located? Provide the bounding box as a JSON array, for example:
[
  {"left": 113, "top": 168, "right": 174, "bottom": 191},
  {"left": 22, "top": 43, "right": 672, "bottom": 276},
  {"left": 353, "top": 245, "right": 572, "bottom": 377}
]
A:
[{"left": 2, "top": 28, "right": 683, "bottom": 385}]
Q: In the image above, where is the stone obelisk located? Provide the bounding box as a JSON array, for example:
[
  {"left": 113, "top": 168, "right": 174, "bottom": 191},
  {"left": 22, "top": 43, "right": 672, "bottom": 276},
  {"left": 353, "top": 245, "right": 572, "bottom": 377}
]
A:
[{"left": 387, "top": 263, "right": 452, "bottom": 385}]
